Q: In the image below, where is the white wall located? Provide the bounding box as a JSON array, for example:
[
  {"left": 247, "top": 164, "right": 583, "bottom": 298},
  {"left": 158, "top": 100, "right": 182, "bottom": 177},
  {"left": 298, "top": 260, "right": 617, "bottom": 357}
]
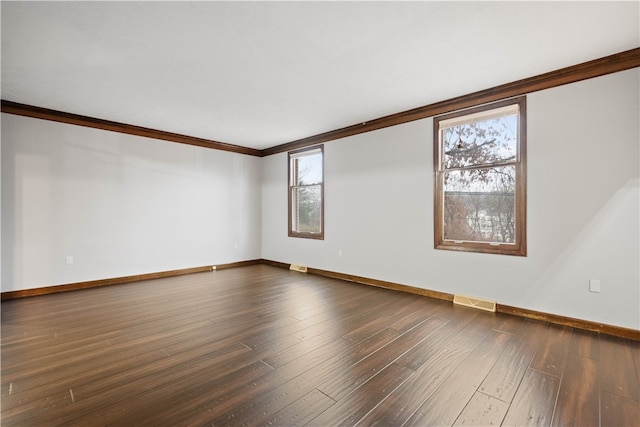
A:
[
  {"left": 262, "top": 69, "right": 640, "bottom": 329},
  {"left": 1, "top": 114, "right": 262, "bottom": 292},
  {"left": 2, "top": 69, "right": 638, "bottom": 330}
]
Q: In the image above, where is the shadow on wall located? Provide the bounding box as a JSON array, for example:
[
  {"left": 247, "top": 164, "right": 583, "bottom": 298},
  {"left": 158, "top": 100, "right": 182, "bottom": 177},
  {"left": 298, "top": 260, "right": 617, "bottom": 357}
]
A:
[{"left": 524, "top": 178, "right": 639, "bottom": 328}]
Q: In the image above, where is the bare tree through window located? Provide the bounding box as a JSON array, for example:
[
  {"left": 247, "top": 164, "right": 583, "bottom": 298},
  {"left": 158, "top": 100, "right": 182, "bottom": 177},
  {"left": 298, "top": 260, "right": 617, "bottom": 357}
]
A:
[
  {"left": 289, "top": 146, "right": 324, "bottom": 239},
  {"left": 434, "top": 97, "right": 526, "bottom": 256}
]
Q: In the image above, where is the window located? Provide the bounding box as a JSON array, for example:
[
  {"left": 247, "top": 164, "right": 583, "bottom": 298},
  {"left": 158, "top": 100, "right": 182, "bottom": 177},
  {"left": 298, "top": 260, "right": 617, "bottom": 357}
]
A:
[
  {"left": 434, "top": 97, "right": 526, "bottom": 256},
  {"left": 289, "top": 146, "right": 324, "bottom": 239}
]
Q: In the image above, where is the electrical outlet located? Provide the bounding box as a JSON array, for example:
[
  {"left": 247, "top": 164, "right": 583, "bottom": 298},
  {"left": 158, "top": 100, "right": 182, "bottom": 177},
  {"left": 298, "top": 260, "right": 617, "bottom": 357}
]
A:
[
  {"left": 65, "top": 255, "right": 74, "bottom": 265},
  {"left": 589, "top": 279, "right": 601, "bottom": 293}
]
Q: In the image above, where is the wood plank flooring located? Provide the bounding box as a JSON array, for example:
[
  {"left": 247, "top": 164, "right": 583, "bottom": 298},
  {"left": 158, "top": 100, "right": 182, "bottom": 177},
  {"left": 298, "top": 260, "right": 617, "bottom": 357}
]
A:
[{"left": 2, "top": 264, "right": 639, "bottom": 426}]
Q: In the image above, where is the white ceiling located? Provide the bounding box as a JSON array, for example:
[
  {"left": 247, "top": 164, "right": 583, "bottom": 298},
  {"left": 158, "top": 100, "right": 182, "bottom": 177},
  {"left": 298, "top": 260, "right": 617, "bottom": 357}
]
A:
[{"left": 2, "top": 1, "right": 639, "bottom": 150}]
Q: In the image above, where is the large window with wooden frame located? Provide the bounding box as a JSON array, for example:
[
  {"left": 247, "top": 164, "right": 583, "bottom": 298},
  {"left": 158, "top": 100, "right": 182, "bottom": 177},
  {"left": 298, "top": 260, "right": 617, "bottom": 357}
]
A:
[
  {"left": 434, "top": 97, "right": 526, "bottom": 256},
  {"left": 288, "top": 146, "right": 324, "bottom": 239}
]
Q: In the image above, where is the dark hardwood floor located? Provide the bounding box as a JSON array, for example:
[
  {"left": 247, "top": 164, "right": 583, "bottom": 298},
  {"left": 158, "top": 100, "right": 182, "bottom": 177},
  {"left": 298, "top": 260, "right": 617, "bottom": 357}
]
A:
[{"left": 2, "top": 264, "right": 638, "bottom": 426}]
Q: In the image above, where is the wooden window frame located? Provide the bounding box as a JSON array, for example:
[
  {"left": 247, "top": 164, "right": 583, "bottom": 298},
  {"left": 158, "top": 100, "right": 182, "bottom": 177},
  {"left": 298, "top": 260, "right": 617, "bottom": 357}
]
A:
[
  {"left": 434, "top": 96, "right": 527, "bottom": 256},
  {"left": 288, "top": 145, "right": 324, "bottom": 240}
]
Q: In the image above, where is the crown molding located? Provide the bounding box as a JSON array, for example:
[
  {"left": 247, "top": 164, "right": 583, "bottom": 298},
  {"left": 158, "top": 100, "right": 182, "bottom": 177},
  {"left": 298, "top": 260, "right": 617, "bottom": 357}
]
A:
[
  {"left": 0, "top": 100, "right": 263, "bottom": 157},
  {"left": 2, "top": 48, "right": 638, "bottom": 157},
  {"left": 262, "top": 47, "right": 640, "bottom": 156}
]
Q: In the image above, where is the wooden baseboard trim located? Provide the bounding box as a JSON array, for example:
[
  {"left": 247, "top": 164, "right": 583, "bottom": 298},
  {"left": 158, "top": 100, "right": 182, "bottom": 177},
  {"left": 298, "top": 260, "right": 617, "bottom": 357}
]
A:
[
  {"left": 260, "top": 259, "right": 453, "bottom": 302},
  {"left": 4, "top": 259, "right": 638, "bottom": 341},
  {"left": 214, "top": 259, "right": 263, "bottom": 270},
  {"left": 260, "top": 259, "right": 291, "bottom": 269},
  {"left": 261, "top": 259, "right": 639, "bottom": 341},
  {"left": 1, "top": 265, "right": 214, "bottom": 300},
  {"left": 1, "top": 259, "right": 265, "bottom": 300},
  {"left": 497, "top": 304, "right": 640, "bottom": 341},
  {"left": 308, "top": 267, "right": 455, "bottom": 302}
]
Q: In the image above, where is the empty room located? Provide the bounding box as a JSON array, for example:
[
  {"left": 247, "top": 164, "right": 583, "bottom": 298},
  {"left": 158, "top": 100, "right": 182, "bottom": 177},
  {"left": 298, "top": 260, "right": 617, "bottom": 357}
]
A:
[{"left": 1, "top": 1, "right": 639, "bottom": 426}]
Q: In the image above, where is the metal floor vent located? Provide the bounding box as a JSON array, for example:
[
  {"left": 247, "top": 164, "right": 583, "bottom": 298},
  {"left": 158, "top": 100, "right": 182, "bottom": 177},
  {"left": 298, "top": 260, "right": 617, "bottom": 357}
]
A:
[
  {"left": 453, "top": 294, "right": 497, "bottom": 312},
  {"left": 289, "top": 264, "right": 308, "bottom": 273}
]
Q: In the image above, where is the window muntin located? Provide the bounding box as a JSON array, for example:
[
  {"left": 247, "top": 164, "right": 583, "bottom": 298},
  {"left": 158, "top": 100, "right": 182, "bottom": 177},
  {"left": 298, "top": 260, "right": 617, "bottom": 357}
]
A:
[
  {"left": 434, "top": 97, "right": 526, "bottom": 256},
  {"left": 288, "top": 146, "right": 324, "bottom": 239}
]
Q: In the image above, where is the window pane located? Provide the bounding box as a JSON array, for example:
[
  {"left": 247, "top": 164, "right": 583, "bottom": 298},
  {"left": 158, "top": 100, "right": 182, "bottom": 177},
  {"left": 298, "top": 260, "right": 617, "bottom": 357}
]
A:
[
  {"left": 443, "top": 166, "right": 516, "bottom": 243},
  {"left": 294, "top": 152, "right": 323, "bottom": 185},
  {"left": 289, "top": 146, "right": 324, "bottom": 239},
  {"left": 443, "top": 114, "right": 517, "bottom": 169},
  {"left": 292, "top": 185, "right": 322, "bottom": 233}
]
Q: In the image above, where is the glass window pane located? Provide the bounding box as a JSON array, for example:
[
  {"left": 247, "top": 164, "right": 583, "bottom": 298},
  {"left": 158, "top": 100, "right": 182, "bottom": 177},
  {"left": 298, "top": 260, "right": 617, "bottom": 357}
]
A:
[
  {"left": 442, "top": 166, "right": 516, "bottom": 244},
  {"left": 292, "top": 185, "right": 322, "bottom": 233},
  {"left": 294, "top": 152, "right": 323, "bottom": 185},
  {"left": 443, "top": 114, "right": 517, "bottom": 169}
]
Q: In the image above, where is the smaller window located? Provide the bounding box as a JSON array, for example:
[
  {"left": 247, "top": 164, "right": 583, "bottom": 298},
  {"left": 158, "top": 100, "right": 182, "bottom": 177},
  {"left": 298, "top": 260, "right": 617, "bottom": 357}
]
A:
[
  {"left": 289, "top": 146, "right": 324, "bottom": 239},
  {"left": 434, "top": 97, "right": 526, "bottom": 256}
]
